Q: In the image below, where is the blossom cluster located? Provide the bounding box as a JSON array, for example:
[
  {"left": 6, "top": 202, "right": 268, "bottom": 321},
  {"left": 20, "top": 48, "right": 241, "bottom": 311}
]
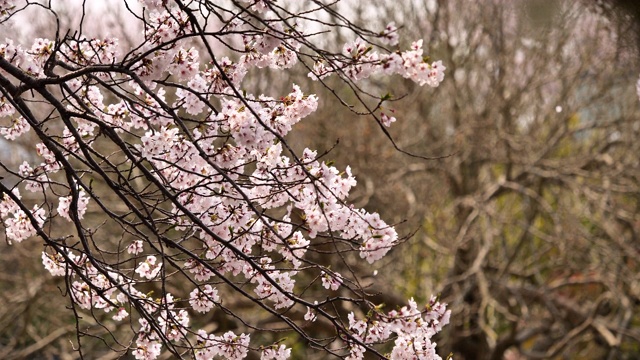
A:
[
  {"left": 0, "top": 0, "right": 449, "bottom": 359},
  {"left": 346, "top": 297, "right": 451, "bottom": 360},
  {"left": 0, "top": 189, "right": 45, "bottom": 243},
  {"left": 0, "top": 0, "right": 13, "bottom": 21},
  {"left": 309, "top": 39, "right": 446, "bottom": 88},
  {"left": 0, "top": 115, "right": 30, "bottom": 140}
]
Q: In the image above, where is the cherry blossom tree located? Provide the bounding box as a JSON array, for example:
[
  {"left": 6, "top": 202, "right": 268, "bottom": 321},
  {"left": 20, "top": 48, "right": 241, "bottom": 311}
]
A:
[{"left": 0, "top": 0, "right": 449, "bottom": 359}]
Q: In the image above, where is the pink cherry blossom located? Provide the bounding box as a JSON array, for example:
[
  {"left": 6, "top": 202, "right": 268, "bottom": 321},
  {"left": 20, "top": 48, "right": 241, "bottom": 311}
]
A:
[{"left": 0, "top": 1, "right": 450, "bottom": 358}]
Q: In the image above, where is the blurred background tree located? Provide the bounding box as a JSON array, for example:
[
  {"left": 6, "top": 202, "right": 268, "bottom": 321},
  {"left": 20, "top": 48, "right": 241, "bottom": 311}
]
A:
[{"left": 291, "top": 0, "right": 640, "bottom": 359}]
